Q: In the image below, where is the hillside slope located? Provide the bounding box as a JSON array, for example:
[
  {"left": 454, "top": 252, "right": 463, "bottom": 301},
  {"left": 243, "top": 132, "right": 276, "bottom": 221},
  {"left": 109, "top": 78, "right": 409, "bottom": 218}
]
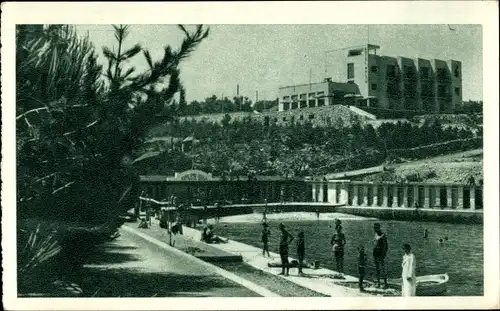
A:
[{"left": 360, "top": 149, "right": 483, "bottom": 184}]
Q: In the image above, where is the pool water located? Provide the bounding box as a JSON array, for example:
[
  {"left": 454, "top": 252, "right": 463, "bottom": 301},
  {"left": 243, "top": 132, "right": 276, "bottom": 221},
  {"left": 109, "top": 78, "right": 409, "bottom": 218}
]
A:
[{"left": 215, "top": 217, "right": 483, "bottom": 296}]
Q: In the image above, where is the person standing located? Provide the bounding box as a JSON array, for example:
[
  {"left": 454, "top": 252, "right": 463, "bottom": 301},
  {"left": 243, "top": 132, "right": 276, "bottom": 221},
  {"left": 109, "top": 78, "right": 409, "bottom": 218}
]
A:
[
  {"left": 261, "top": 222, "right": 271, "bottom": 257},
  {"left": 334, "top": 218, "right": 342, "bottom": 230},
  {"left": 401, "top": 243, "right": 417, "bottom": 297},
  {"left": 296, "top": 231, "right": 305, "bottom": 276},
  {"left": 330, "top": 225, "right": 346, "bottom": 275},
  {"left": 373, "top": 223, "right": 389, "bottom": 288},
  {"left": 278, "top": 223, "right": 293, "bottom": 276}
]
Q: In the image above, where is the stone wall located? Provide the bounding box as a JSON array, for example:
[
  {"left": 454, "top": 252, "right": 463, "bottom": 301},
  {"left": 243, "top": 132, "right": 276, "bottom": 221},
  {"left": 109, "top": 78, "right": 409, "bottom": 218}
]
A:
[{"left": 335, "top": 206, "right": 483, "bottom": 224}]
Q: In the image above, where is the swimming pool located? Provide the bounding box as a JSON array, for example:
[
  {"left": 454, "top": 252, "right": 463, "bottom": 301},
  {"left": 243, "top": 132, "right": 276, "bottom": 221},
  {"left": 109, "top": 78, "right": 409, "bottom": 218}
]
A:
[{"left": 215, "top": 217, "right": 483, "bottom": 296}]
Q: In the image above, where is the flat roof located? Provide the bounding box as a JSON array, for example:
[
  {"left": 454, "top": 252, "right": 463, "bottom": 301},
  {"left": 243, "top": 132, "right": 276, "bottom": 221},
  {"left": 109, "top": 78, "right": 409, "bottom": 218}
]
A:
[
  {"left": 279, "top": 81, "right": 327, "bottom": 89},
  {"left": 279, "top": 81, "right": 359, "bottom": 94}
]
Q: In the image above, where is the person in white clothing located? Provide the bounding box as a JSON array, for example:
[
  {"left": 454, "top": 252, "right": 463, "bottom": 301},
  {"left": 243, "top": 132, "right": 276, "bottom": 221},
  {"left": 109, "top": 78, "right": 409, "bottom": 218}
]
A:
[{"left": 401, "top": 243, "right": 417, "bottom": 296}]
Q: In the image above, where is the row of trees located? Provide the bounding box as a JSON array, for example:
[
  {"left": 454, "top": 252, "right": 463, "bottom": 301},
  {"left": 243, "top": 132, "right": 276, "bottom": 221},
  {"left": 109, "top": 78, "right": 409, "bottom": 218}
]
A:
[
  {"left": 172, "top": 94, "right": 278, "bottom": 116},
  {"left": 138, "top": 116, "right": 480, "bottom": 178}
]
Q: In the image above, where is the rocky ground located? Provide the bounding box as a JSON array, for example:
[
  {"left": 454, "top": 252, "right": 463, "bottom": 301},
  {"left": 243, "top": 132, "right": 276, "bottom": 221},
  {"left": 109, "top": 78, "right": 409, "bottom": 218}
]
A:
[{"left": 362, "top": 149, "right": 483, "bottom": 184}]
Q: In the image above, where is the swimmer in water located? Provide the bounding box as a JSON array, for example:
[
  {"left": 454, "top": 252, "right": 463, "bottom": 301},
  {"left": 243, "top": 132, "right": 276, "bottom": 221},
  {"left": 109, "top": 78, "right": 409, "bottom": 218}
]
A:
[
  {"left": 439, "top": 238, "right": 443, "bottom": 244},
  {"left": 444, "top": 236, "right": 448, "bottom": 241},
  {"left": 423, "top": 229, "right": 429, "bottom": 239}
]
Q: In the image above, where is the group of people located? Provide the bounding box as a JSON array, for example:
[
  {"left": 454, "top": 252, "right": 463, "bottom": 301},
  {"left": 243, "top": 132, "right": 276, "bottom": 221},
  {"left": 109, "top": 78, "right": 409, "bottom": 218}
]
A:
[
  {"left": 201, "top": 224, "right": 228, "bottom": 244},
  {"left": 262, "top": 220, "right": 417, "bottom": 296}
]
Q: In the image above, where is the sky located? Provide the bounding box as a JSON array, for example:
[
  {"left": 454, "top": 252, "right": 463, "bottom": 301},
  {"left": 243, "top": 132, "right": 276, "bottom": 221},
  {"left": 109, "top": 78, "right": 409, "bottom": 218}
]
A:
[{"left": 75, "top": 24, "right": 483, "bottom": 102}]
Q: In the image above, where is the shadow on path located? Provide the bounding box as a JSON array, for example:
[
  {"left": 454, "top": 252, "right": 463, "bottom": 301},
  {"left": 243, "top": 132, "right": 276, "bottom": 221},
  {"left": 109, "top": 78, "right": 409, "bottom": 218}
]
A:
[{"left": 80, "top": 268, "right": 253, "bottom": 297}]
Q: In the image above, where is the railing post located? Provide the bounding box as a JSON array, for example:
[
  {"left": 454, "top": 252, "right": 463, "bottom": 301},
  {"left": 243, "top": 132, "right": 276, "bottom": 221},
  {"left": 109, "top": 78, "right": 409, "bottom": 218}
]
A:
[
  {"left": 446, "top": 186, "right": 453, "bottom": 209},
  {"left": 318, "top": 182, "right": 324, "bottom": 203},
  {"left": 362, "top": 185, "right": 369, "bottom": 206},
  {"left": 392, "top": 185, "right": 399, "bottom": 208},
  {"left": 413, "top": 185, "right": 419, "bottom": 208},
  {"left": 423, "top": 186, "right": 430, "bottom": 208},
  {"left": 402, "top": 185, "right": 409, "bottom": 208},
  {"left": 352, "top": 184, "right": 359, "bottom": 206},
  {"left": 435, "top": 186, "right": 441, "bottom": 208},
  {"left": 311, "top": 182, "right": 317, "bottom": 203},
  {"left": 382, "top": 185, "right": 389, "bottom": 207},
  {"left": 339, "top": 182, "right": 348, "bottom": 205},
  {"left": 456, "top": 186, "right": 464, "bottom": 209},
  {"left": 470, "top": 184, "right": 476, "bottom": 210},
  {"left": 372, "top": 184, "right": 378, "bottom": 207},
  {"left": 328, "top": 181, "right": 336, "bottom": 204}
]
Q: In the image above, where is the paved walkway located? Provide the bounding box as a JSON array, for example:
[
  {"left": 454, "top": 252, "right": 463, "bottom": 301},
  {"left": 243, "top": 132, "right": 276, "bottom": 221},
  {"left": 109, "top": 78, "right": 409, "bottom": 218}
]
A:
[
  {"left": 126, "top": 221, "right": 326, "bottom": 297},
  {"left": 180, "top": 226, "right": 377, "bottom": 297},
  {"left": 79, "top": 228, "right": 272, "bottom": 297}
]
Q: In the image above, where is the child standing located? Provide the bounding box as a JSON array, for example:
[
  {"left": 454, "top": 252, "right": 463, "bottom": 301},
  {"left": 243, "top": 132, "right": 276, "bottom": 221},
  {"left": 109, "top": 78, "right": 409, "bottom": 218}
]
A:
[
  {"left": 297, "top": 231, "right": 305, "bottom": 276},
  {"left": 261, "top": 222, "right": 271, "bottom": 257},
  {"left": 358, "top": 246, "right": 367, "bottom": 292}
]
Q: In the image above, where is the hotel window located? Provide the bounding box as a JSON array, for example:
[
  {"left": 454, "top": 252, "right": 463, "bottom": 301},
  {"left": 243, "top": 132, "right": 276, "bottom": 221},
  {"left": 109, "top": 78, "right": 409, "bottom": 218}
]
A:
[
  {"left": 404, "top": 65, "right": 416, "bottom": 79},
  {"left": 370, "top": 66, "right": 378, "bottom": 73},
  {"left": 454, "top": 66, "right": 460, "bottom": 78},
  {"left": 308, "top": 93, "right": 315, "bottom": 98},
  {"left": 308, "top": 100, "right": 316, "bottom": 107},
  {"left": 438, "top": 85, "right": 450, "bottom": 98},
  {"left": 454, "top": 87, "right": 460, "bottom": 96},
  {"left": 318, "top": 99, "right": 325, "bottom": 106},
  {"left": 387, "top": 65, "right": 397, "bottom": 78},
  {"left": 420, "top": 67, "right": 430, "bottom": 79},
  {"left": 283, "top": 96, "right": 290, "bottom": 101},
  {"left": 371, "top": 83, "right": 378, "bottom": 91},
  {"left": 317, "top": 91, "right": 325, "bottom": 98},
  {"left": 291, "top": 102, "right": 298, "bottom": 109},
  {"left": 347, "top": 63, "right": 355, "bottom": 79},
  {"left": 437, "top": 68, "right": 449, "bottom": 81},
  {"left": 283, "top": 102, "right": 290, "bottom": 111},
  {"left": 299, "top": 94, "right": 307, "bottom": 108}
]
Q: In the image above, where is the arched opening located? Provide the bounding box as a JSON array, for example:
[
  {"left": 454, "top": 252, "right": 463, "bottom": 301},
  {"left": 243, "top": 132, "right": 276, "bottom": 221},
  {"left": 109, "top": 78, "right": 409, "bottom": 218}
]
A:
[
  {"left": 463, "top": 188, "right": 470, "bottom": 209},
  {"left": 440, "top": 188, "right": 447, "bottom": 208},
  {"left": 387, "top": 186, "right": 394, "bottom": 207},
  {"left": 475, "top": 188, "right": 483, "bottom": 209},
  {"left": 367, "top": 186, "right": 373, "bottom": 206}
]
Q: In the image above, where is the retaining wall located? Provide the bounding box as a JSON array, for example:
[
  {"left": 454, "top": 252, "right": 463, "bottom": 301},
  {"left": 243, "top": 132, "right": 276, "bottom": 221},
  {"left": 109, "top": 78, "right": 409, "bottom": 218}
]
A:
[{"left": 335, "top": 206, "right": 483, "bottom": 224}]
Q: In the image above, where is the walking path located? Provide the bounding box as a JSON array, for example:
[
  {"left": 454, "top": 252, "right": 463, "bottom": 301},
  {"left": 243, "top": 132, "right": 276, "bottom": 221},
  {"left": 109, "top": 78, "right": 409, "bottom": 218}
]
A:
[
  {"left": 125, "top": 221, "right": 325, "bottom": 297},
  {"left": 79, "top": 228, "right": 272, "bottom": 297},
  {"left": 121, "top": 225, "right": 279, "bottom": 297}
]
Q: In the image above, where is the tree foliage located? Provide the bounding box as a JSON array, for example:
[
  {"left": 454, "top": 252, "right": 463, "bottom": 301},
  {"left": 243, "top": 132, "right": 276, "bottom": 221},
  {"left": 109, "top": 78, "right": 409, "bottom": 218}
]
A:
[
  {"left": 141, "top": 116, "right": 480, "bottom": 178},
  {"left": 17, "top": 24, "right": 209, "bottom": 223}
]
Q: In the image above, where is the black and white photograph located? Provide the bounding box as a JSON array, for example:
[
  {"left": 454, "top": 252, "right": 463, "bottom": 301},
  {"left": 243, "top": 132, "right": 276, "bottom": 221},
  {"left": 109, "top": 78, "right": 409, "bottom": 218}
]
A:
[{"left": 2, "top": 2, "right": 499, "bottom": 310}]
